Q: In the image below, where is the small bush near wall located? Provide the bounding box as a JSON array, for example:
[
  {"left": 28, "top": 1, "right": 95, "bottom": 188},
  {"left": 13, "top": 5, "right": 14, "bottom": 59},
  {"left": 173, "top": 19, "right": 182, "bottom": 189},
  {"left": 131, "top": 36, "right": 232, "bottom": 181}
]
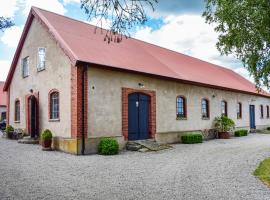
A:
[
  {"left": 267, "top": 127, "right": 270, "bottom": 131},
  {"left": 181, "top": 133, "right": 203, "bottom": 144},
  {"left": 98, "top": 138, "right": 119, "bottom": 155},
  {"left": 5, "top": 125, "right": 14, "bottom": 139},
  {"left": 234, "top": 129, "right": 248, "bottom": 137}
]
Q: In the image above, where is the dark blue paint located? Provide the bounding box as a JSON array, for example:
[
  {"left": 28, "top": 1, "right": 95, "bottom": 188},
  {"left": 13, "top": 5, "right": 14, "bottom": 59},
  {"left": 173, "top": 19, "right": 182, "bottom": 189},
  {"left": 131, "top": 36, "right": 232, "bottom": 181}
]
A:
[
  {"left": 249, "top": 105, "right": 256, "bottom": 129},
  {"left": 128, "top": 93, "right": 149, "bottom": 140}
]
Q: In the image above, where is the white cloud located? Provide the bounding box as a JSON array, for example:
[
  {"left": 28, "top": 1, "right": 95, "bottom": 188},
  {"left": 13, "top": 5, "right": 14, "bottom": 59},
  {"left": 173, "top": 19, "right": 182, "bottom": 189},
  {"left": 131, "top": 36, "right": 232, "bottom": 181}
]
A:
[
  {"left": 0, "top": 0, "right": 18, "bottom": 18},
  {"left": 62, "top": 0, "right": 80, "bottom": 4},
  {"left": 84, "top": 18, "right": 112, "bottom": 30},
  {"left": 22, "top": 0, "right": 67, "bottom": 16},
  {"left": 1, "top": 25, "right": 24, "bottom": 48},
  {"left": 0, "top": 60, "right": 11, "bottom": 81}
]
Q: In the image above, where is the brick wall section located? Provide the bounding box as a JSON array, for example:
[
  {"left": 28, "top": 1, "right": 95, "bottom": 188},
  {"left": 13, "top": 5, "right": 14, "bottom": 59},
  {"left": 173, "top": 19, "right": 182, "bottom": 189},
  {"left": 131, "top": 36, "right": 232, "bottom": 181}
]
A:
[
  {"left": 71, "top": 64, "right": 88, "bottom": 139},
  {"left": 122, "top": 88, "right": 156, "bottom": 140}
]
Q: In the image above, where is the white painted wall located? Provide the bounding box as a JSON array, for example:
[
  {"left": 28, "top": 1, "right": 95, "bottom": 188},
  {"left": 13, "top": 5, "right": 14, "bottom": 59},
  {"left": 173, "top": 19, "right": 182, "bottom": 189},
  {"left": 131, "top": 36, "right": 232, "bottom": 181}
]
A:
[
  {"left": 8, "top": 18, "right": 71, "bottom": 137},
  {"left": 87, "top": 67, "right": 270, "bottom": 138}
]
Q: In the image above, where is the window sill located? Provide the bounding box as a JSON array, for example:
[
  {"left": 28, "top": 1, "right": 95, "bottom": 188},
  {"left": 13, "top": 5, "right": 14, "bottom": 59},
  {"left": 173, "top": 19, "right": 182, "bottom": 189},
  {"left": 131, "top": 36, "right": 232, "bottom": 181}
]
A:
[
  {"left": 176, "top": 117, "right": 187, "bottom": 120},
  {"left": 49, "top": 119, "right": 60, "bottom": 122},
  {"left": 14, "top": 121, "right": 20, "bottom": 123},
  {"left": 37, "top": 68, "right": 45, "bottom": 72},
  {"left": 202, "top": 117, "right": 210, "bottom": 120}
]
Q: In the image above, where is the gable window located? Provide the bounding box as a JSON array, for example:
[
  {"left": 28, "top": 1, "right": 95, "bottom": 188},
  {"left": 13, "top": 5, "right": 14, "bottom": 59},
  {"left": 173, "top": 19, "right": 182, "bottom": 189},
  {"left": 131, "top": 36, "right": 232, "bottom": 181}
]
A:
[
  {"left": 201, "top": 98, "right": 209, "bottom": 119},
  {"left": 22, "top": 57, "right": 29, "bottom": 78},
  {"left": 260, "top": 105, "right": 264, "bottom": 118},
  {"left": 221, "top": 100, "right": 227, "bottom": 117},
  {"left": 176, "top": 96, "right": 186, "bottom": 119},
  {"left": 15, "top": 100, "right": 20, "bottom": 122},
  {"left": 49, "top": 90, "right": 59, "bottom": 120},
  {"left": 37, "top": 47, "right": 46, "bottom": 71},
  {"left": 267, "top": 106, "right": 269, "bottom": 118},
  {"left": 237, "top": 102, "right": 242, "bottom": 119}
]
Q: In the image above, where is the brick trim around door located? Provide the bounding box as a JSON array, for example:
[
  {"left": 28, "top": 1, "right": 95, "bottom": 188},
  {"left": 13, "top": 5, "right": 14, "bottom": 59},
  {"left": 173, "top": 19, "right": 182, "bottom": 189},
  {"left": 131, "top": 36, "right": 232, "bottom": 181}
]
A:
[{"left": 122, "top": 88, "right": 156, "bottom": 140}]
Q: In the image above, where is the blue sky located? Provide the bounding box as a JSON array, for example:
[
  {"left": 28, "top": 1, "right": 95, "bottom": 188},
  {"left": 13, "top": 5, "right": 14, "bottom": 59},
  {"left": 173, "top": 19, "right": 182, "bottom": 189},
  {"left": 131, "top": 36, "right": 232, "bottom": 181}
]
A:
[{"left": 0, "top": 0, "right": 250, "bottom": 82}]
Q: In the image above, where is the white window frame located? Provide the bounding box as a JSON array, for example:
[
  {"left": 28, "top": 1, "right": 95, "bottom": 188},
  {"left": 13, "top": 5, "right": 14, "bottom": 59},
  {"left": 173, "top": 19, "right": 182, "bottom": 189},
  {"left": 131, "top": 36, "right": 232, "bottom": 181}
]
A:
[
  {"left": 37, "top": 47, "right": 46, "bottom": 71},
  {"left": 21, "top": 56, "right": 29, "bottom": 78}
]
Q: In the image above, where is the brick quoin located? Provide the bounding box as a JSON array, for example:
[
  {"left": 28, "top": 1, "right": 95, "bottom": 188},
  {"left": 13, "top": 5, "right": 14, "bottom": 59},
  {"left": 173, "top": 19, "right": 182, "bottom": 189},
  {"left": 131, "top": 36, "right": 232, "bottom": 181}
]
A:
[
  {"left": 71, "top": 64, "right": 88, "bottom": 139},
  {"left": 122, "top": 88, "right": 156, "bottom": 140}
]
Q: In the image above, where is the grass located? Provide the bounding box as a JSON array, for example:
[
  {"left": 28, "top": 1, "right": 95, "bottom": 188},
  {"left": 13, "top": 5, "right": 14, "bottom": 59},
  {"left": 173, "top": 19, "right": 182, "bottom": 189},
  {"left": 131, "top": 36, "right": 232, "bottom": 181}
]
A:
[{"left": 254, "top": 158, "right": 270, "bottom": 187}]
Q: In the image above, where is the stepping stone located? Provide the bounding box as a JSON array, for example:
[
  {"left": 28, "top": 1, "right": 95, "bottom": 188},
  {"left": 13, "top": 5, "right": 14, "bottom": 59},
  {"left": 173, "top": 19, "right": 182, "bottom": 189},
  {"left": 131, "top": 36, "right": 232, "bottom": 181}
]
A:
[
  {"left": 126, "top": 140, "right": 172, "bottom": 152},
  {"left": 18, "top": 136, "right": 39, "bottom": 144}
]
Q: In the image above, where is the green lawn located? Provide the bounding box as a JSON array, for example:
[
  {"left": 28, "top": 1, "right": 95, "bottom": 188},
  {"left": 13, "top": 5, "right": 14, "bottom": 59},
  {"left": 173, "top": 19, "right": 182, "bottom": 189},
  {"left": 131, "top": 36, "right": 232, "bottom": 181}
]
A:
[{"left": 254, "top": 158, "right": 270, "bottom": 187}]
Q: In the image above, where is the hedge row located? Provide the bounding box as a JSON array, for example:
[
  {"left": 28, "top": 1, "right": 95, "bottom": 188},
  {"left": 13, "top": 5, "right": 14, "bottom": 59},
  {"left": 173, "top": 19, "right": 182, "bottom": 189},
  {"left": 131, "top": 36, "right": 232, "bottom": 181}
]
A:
[
  {"left": 234, "top": 129, "right": 248, "bottom": 137},
  {"left": 181, "top": 133, "right": 203, "bottom": 144}
]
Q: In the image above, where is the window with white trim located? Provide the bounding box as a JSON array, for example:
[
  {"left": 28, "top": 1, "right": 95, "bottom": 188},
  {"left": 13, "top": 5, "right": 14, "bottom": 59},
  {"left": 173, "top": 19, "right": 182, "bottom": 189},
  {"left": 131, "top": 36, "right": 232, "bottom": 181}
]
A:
[
  {"left": 22, "top": 57, "right": 29, "bottom": 78},
  {"left": 37, "top": 47, "right": 46, "bottom": 71},
  {"left": 50, "top": 92, "right": 59, "bottom": 120}
]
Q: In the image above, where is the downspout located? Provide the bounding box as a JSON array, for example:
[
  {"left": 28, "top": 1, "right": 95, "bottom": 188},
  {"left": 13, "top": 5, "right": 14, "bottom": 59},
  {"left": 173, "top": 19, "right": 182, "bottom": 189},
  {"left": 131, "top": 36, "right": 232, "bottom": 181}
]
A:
[{"left": 81, "top": 65, "right": 87, "bottom": 155}]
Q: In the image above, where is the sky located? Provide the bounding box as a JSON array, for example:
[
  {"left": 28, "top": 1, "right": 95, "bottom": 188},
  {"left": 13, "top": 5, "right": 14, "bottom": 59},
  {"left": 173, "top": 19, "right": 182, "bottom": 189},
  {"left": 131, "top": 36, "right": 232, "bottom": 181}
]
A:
[{"left": 0, "top": 0, "right": 252, "bottom": 83}]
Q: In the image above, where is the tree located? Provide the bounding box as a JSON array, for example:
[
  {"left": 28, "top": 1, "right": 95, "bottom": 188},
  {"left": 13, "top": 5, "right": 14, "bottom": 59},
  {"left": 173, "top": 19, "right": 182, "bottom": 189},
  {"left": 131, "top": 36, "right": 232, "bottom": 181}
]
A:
[
  {"left": 203, "top": 0, "right": 270, "bottom": 89},
  {"left": 0, "top": 17, "right": 14, "bottom": 31},
  {"left": 80, "top": 0, "right": 158, "bottom": 43}
]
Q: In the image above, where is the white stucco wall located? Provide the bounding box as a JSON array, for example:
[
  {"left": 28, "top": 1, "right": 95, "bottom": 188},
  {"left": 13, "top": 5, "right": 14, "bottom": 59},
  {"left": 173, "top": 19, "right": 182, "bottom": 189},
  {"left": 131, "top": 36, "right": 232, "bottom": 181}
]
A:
[
  {"left": 8, "top": 18, "right": 71, "bottom": 137},
  {"left": 87, "top": 67, "right": 270, "bottom": 138}
]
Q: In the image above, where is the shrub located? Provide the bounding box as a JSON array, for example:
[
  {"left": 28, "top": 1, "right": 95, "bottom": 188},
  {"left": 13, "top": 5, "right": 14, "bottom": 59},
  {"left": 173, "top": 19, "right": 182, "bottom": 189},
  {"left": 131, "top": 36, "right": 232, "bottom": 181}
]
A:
[
  {"left": 214, "top": 116, "right": 235, "bottom": 132},
  {"left": 5, "top": 125, "right": 14, "bottom": 139},
  {"left": 234, "top": 129, "right": 248, "bottom": 137},
  {"left": 181, "top": 133, "right": 203, "bottom": 144},
  {"left": 267, "top": 127, "right": 270, "bottom": 131},
  {"left": 41, "top": 129, "right": 53, "bottom": 141},
  {"left": 98, "top": 138, "right": 119, "bottom": 155}
]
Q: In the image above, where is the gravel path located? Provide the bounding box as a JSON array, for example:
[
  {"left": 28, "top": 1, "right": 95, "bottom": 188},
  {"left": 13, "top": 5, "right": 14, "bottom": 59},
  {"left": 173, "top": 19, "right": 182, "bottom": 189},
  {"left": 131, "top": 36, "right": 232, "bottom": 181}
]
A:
[{"left": 1, "top": 132, "right": 270, "bottom": 200}]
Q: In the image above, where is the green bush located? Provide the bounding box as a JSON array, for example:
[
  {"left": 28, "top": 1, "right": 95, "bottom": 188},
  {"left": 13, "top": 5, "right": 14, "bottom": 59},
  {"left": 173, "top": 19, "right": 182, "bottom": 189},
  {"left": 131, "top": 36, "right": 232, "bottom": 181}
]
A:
[
  {"left": 5, "top": 125, "right": 14, "bottom": 139},
  {"left": 267, "top": 127, "right": 270, "bottom": 131},
  {"left": 41, "top": 129, "right": 53, "bottom": 140},
  {"left": 214, "top": 116, "right": 235, "bottom": 132},
  {"left": 181, "top": 133, "right": 203, "bottom": 144},
  {"left": 234, "top": 129, "right": 248, "bottom": 137},
  {"left": 98, "top": 138, "right": 119, "bottom": 155}
]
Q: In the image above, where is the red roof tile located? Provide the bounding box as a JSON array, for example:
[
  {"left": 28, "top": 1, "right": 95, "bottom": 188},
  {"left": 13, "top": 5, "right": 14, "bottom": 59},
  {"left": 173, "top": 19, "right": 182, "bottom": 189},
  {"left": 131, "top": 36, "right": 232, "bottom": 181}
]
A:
[
  {"left": 0, "top": 82, "right": 7, "bottom": 106},
  {"left": 3, "top": 7, "right": 270, "bottom": 97}
]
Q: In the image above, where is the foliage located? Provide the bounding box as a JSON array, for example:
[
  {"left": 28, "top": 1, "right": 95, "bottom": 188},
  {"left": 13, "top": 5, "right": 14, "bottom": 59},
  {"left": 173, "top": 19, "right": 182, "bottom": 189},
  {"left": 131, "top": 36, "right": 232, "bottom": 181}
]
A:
[
  {"left": 267, "top": 127, "right": 270, "bottom": 131},
  {"left": 234, "top": 129, "right": 248, "bottom": 137},
  {"left": 214, "top": 116, "right": 235, "bottom": 132},
  {"left": 80, "top": 0, "right": 158, "bottom": 43},
  {"left": 0, "top": 17, "right": 14, "bottom": 31},
  {"left": 181, "top": 133, "right": 203, "bottom": 144},
  {"left": 41, "top": 129, "right": 53, "bottom": 140},
  {"left": 254, "top": 157, "right": 270, "bottom": 187},
  {"left": 98, "top": 138, "right": 119, "bottom": 155},
  {"left": 5, "top": 125, "right": 14, "bottom": 133},
  {"left": 203, "top": 0, "right": 270, "bottom": 88}
]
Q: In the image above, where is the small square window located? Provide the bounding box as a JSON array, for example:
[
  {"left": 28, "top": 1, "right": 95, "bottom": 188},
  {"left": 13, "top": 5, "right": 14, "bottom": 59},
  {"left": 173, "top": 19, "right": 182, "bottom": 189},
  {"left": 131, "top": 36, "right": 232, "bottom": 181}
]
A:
[
  {"left": 22, "top": 57, "right": 29, "bottom": 78},
  {"left": 37, "top": 47, "right": 46, "bottom": 71}
]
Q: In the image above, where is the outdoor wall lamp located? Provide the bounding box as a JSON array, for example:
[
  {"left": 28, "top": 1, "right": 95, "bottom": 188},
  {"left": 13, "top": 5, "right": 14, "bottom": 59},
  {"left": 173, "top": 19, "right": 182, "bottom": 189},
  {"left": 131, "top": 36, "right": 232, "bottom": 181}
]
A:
[{"left": 138, "top": 83, "right": 145, "bottom": 88}]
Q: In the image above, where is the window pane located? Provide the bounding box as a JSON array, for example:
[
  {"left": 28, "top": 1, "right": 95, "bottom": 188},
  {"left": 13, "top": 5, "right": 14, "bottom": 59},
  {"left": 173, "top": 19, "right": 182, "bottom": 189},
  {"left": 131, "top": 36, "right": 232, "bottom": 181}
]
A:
[
  {"left": 22, "top": 57, "right": 29, "bottom": 77},
  {"left": 38, "top": 48, "right": 46, "bottom": 70},
  {"left": 50, "top": 92, "right": 59, "bottom": 119},
  {"left": 176, "top": 96, "right": 186, "bottom": 118}
]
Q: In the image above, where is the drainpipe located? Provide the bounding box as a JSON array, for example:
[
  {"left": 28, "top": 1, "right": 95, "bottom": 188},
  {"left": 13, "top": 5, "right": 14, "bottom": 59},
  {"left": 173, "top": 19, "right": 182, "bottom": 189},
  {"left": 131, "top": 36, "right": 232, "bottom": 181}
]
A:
[{"left": 81, "top": 65, "right": 87, "bottom": 155}]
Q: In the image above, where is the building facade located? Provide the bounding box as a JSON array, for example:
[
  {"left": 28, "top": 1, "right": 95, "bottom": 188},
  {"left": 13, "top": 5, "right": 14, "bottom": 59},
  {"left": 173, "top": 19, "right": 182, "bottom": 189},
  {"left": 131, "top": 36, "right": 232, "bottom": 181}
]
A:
[
  {"left": 3, "top": 7, "right": 270, "bottom": 154},
  {"left": 0, "top": 82, "right": 7, "bottom": 121}
]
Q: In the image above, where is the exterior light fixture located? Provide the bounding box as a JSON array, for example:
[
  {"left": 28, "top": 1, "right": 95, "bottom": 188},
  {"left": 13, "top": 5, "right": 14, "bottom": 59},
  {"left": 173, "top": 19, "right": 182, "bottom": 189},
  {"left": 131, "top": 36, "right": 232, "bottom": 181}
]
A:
[{"left": 138, "top": 83, "right": 144, "bottom": 88}]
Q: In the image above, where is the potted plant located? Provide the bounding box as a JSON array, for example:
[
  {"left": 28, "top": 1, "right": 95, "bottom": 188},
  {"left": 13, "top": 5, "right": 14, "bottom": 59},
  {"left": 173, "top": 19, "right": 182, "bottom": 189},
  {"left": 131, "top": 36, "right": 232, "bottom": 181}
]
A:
[
  {"left": 5, "top": 125, "right": 14, "bottom": 139},
  {"left": 214, "top": 116, "right": 235, "bottom": 139},
  {"left": 41, "top": 129, "right": 53, "bottom": 150}
]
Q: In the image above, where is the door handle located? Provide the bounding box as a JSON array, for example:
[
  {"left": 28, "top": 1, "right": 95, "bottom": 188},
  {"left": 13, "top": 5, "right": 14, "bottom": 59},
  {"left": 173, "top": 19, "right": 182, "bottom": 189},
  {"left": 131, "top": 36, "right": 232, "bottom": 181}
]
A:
[{"left": 136, "top": 101, "right": 139, "bottom": 107}]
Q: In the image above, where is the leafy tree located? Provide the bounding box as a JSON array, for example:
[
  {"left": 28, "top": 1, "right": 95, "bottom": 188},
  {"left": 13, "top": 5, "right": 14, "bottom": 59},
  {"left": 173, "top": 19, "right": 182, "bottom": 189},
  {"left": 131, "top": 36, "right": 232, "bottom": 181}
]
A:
[
  {"left": 203, "top": 0, "right": 270, "bottom": 89},
  {"left": 0, "top": 17, "right": 14, "bottom": 31},
  {"left": 80, "top": 0, "right": 158, "bottom": 43}
]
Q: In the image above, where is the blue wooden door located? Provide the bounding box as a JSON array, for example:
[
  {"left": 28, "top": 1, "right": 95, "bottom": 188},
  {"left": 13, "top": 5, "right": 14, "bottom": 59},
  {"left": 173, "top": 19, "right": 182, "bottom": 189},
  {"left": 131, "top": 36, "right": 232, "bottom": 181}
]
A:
[
  {"left": 249, "top": 105, "right": 255, "bottom": 129},
  {"left": 128, "top": 93, "right": 149, "bottom": 140}
]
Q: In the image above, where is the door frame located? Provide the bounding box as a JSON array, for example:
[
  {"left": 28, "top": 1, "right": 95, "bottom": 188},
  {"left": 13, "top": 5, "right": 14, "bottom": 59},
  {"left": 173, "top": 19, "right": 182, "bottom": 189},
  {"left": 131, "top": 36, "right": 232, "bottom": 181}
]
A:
[
  {"left": 122, "top": 88, "right": 156, "bottom": 140},
  {"left": 25, "top": 92, "right": 39, "bottom": 137}
]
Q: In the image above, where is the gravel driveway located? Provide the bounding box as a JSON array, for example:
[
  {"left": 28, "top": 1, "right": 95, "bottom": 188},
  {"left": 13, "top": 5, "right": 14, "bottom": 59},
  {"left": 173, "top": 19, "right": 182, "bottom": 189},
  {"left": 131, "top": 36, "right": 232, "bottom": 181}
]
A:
[{"left": 1, "top": 133, "right": 270, "bottom": 200}]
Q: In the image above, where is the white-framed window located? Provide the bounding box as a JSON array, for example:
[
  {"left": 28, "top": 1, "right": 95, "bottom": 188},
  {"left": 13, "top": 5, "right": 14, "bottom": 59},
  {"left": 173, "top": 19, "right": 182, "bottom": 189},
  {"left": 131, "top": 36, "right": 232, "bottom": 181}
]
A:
[
  {"left": 50, "top": 91, "right": 59, "bottom": 120},
  {"left": 22, "top": 57, "right": 29, "bottom": 78},
  {"left": 37, "top": 47, "right": 46, "bottom": 71}
]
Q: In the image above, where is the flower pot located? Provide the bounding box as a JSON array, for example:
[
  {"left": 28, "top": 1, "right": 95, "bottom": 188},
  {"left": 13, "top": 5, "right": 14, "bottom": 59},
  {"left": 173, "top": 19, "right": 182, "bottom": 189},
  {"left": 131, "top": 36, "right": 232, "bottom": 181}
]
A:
[
  {"left": 218, "top": 132, "right": 230, "bottom": 139},
  {"left": 7, "top": 131, "right": 13, "bottom": 139},
  {"left": 41, "top": 139, "right": 52, "bottom": 148}
]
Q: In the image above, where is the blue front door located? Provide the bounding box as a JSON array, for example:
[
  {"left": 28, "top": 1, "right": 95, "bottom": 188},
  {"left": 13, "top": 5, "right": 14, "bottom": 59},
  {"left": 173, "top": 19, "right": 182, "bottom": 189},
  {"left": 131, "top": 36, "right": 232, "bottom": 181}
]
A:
[
  {"left": 128, "top": 93, "right": 149, "bottom": 140},
  {"left": 249, "top": 105, "right": 256, "bottom": 129}
]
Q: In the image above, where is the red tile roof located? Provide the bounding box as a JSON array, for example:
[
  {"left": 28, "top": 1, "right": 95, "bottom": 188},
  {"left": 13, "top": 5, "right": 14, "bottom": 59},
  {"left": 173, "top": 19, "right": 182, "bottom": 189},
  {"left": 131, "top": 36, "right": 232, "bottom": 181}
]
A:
[
  {"left": 3, "top": 7, "right": 270, "bottom": 97},
  {"left": 0, "top": 82, "right": 7, "bottom": 106}
]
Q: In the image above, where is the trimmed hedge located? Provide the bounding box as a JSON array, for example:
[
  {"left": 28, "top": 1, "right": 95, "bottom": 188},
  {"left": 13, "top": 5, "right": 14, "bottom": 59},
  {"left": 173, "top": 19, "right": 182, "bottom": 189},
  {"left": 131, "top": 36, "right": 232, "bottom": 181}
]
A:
[
  {"left": 234, "top": 129, "right": 248, "bottom": 137},
  {"left": 181, "top": 133, "right": 203, "bottom": 144},
  {"left": 5, "top": 125, "right": 14, "bottom": 139},
  {"left": 98, "top": 138, "right": 119, "bottom": 155}
]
